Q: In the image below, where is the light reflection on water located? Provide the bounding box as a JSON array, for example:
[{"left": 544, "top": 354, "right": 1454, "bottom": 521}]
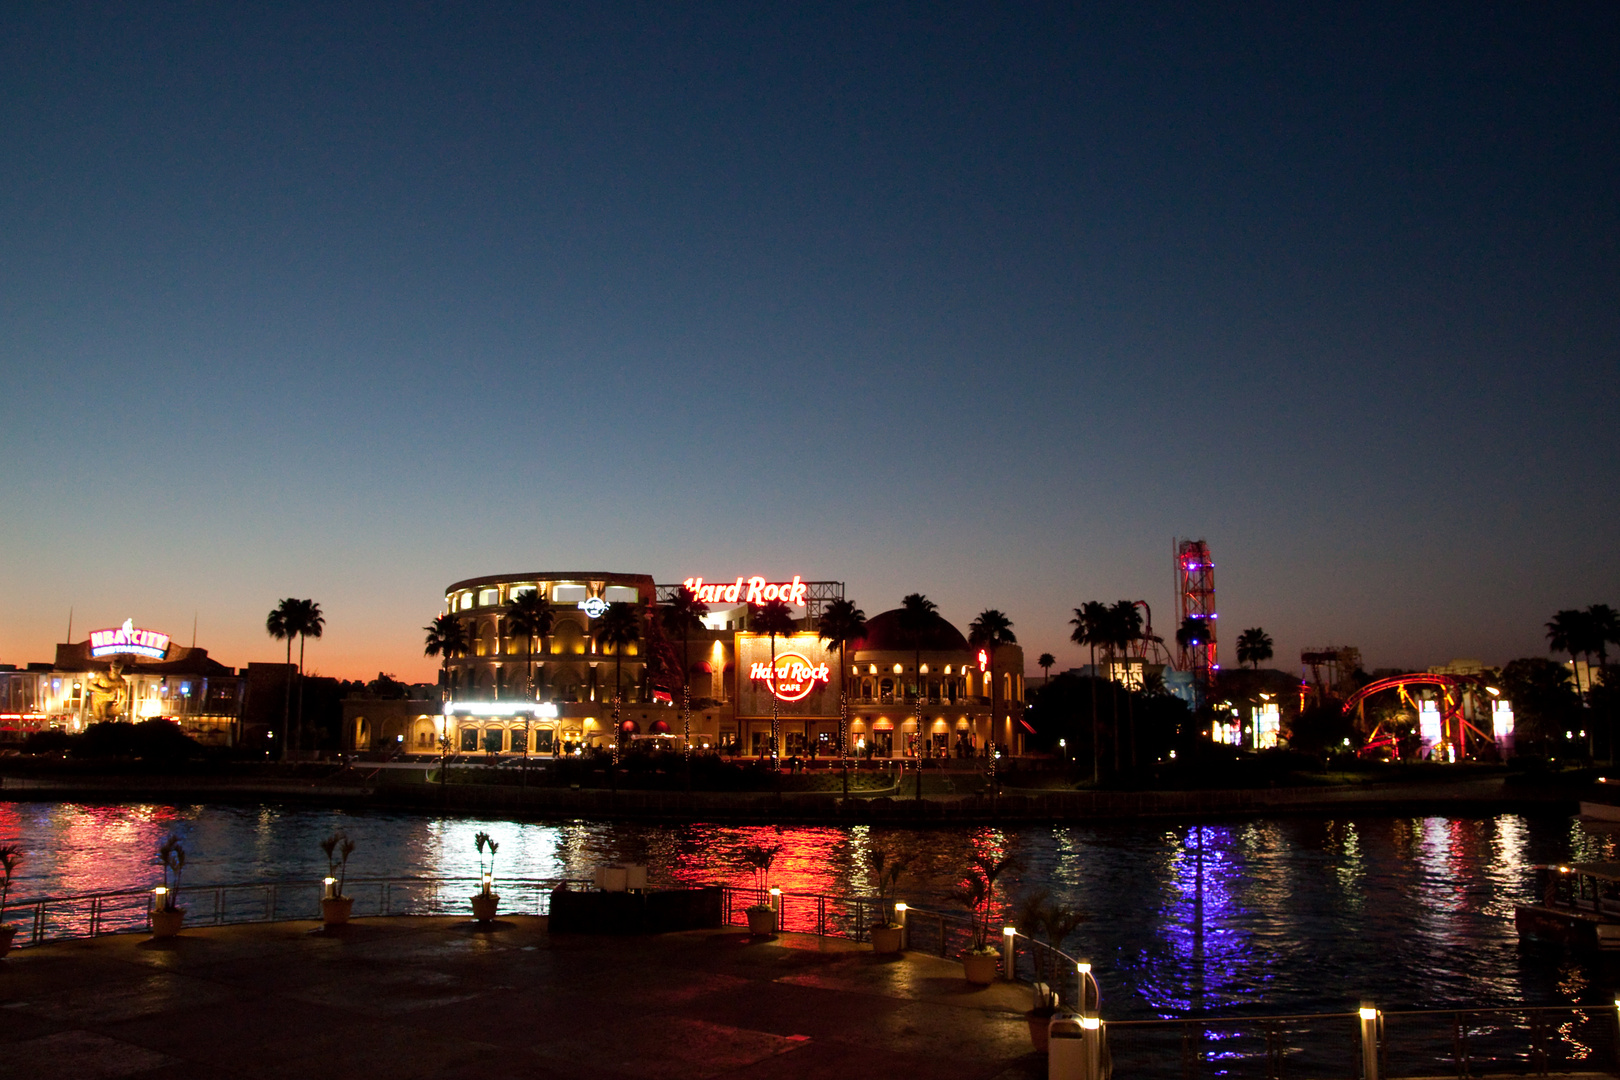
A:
[{"left": 1, "top": 801, "right": 1615, "bottom": 1019}]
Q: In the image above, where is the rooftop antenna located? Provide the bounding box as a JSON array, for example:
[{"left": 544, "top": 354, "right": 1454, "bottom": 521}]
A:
[
  {"left": 192, "top": 613, "right": 198, "bottom": 648},
  {"left": 66, "top": 607, "right": 73, "bottom": 645}
]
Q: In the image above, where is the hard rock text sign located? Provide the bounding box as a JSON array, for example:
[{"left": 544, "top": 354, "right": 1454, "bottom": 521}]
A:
[{"left": 681, "top": 575, "right": 809, "bottom": 606}]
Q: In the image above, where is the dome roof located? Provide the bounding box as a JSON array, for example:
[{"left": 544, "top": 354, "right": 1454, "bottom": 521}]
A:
[{"left": 856, "top": 608, "right": 970, "bottom": 653}]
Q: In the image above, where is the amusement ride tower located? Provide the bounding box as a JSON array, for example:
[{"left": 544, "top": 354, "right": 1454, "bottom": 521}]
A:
[{"left": 1175, "top": 539, "right": 1218, "bottom": 688}]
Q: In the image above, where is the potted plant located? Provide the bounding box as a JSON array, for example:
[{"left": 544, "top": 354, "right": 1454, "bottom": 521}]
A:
[
  {"left": 471, "top": 832, "right": 500, "bottom": 922},
  {"left": 953, "top": 851, "right": 1018, "bottom": 986},
  {"left": 319, "top": 830, "right": 356, "bottom": 927},
  {"left": 1016, "top": 889, "right": 1086, "bottom": 1051},
  {"left": 152, "top": 834, "right": 187, "bottom": 938},
  {"left": 738, "top": 844, "right": 780, "bottom": 936},
  {"left": 0, "top": 843, "right": 21, "bottom": 956},
  {"left": 868, "top": 849, "right": 910, "bottom": 954}
]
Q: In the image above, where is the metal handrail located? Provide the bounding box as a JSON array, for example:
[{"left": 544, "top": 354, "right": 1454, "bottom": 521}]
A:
[{"left": 0, "top": 875, "right": 594, "bottom": 948}]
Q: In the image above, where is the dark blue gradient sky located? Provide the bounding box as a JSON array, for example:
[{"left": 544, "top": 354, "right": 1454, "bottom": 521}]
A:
[{"left": 2, "top": 3, "right": 1616, "bottom": 680}]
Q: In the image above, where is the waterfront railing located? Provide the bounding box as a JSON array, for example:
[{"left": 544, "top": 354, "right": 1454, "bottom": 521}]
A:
[{"left": 1, "top": 876, "right": 591, "bottom": 947}]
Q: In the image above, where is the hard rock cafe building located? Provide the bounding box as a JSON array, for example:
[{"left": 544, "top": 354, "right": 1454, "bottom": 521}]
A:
[{"left": 347, "top": 570, "right": 1028, "bottom": 759}]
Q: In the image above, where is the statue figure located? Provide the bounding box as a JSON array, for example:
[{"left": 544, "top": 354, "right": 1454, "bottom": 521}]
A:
[{"left": 84, "top": 659, "right": 131, "bottom": 723}]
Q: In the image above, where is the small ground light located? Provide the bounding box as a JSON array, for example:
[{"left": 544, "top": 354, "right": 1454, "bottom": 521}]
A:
[
  {"left": 1076, "top": 961, "right": 1090, "bottom": 975},
  {"left": 1003, "top": 926, "right": 1016, "bottom": 937},
  {"left": 1359, "top": 1006, "right": 1378, "bottom": 1020},
  {"left": 1080, "top": 1016, "right": 1100, "bottom": 1030},
  {"left": 894, "top": 902, "right": 907, "bottom": 915}
]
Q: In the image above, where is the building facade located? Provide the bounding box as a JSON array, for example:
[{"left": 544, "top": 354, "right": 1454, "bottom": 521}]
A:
[
  {"left": 380, "top": 570, "right": 1027, "bottom": 760},
  {"left": 0, "top": 620, "right": 245, "bottom": 745}
]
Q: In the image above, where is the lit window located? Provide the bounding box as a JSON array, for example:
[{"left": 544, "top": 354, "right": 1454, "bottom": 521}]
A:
[
  {"left": 478, "top": 589, "right": 499, "bottom": 606},
  {"left": 893, "top": 663, "right": 903, "bottom": 673},
  {"left": 920, "top": 663, "right": 929, "bottom": 674},
  {"left": 604, "top": 586, "right": 639, "bottom": 604},
  {"left": 552, "top": 584, "right": 588, "bottom": 604}
]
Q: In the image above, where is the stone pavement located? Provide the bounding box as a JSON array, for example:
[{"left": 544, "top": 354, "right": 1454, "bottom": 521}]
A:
[{"left": 0, "top": 918, "right": 1047, "bottom": 1080}]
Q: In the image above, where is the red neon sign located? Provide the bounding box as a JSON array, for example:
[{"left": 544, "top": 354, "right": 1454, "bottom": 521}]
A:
[
  {"left": 683, "top": 575, "right": 808, "bottom": 607},
  {"left": 749, "top": 651, "right": 830, "bottom": 702},
  {"left": 977, "top": 649, "right": 989, "bottom": 671}
]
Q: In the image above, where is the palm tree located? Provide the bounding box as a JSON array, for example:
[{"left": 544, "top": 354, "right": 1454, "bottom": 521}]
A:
[
  {"left": 424, "top": 613, "right": 469, "bottom": 780},
  {"left": 749, "top": 599, "right": 797, "bottom": 770},
  {"left": 1236, "top": 627, "right": 1274, "bottom": 670},
  {"left": 1587, "top": 604, "right": 1619, "bottom": 673},
  {"left": 1175, "top": 615, "right": 1209, "bottom": 653},
  {"left": 1547, "top": 609, "right": 1595, "bottom": 700},
  {"left": 661, "top": 586, "right": 710, "bottom": 760},
  {"left": 504, "top": 590, "right": 555, "bottom": 703},
  {"left": 265, "top": 600, "right": 299, "bottom": 761},
  {"left": 817, "top": 597, "right": 868, "bottom": 764},
  {"left": 279, "top": 599, "right": 324, "bottom": 757},
  {"left": 594, "top": 602, "right": 643, "bottom": 762},
  {"left": 1070, "top": 602, "right": 1109, "bottom": 783},
  {"left": 1037, "top": 653, "right": 1055, "bottom": 685},
  {"left": 897, "top": 594, "right": 938, "bottom": 761},
  {"left": 504, "top": 590, "right": 554, "bottom": 771},
  {"left": 1108, "top": 600, "right": 1143, "bottom": 773},
  {"left": 1589, "top": 604, "right": 1620, "bottom": 766},
  {"left": 969, "top": 609, "right": 1017, "bottom": 786}
]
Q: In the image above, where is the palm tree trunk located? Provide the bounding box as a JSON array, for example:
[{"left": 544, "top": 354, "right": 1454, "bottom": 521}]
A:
[
  {"left": 281, "top": 637, "right": 293, "bottom": 762},
  {"left": 770, "top": 633, "right": 780, "bottom": 772},
  {"left": 296, "top": 635, "right": 307, "bottom": 760},
  {"left": 1089, "top": 643, "right": 1099, "bottom": 784},
  {"left": 988, "top": 645, "right": 998, "bottom": 792}
]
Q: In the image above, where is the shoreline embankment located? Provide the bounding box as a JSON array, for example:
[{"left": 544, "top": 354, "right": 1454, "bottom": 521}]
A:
[{"left": 0, "top": 770, "right": 1579, "bottom": 822}]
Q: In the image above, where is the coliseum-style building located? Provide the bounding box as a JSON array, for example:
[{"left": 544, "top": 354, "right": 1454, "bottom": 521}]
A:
[{"left": 345, "top": 570, "right": 1026, "bottom": 759}]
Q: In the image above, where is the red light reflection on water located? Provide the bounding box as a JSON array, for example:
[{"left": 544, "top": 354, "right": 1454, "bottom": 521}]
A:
[{"left": 20, "top": 804, "right": 189, "bottom": 896}]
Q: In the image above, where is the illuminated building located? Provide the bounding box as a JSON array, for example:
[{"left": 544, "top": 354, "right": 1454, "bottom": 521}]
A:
[
  {"left": 378, "top": 571, "right": 1026, "bottom": 758},
  {"left": 0, "top": 620, "right": 244, "bottom": 745}
]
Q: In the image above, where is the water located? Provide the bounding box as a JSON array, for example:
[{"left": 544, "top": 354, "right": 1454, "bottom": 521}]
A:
[{"left": 2, "top": 801, "right": 1616, "bottom": 1020}]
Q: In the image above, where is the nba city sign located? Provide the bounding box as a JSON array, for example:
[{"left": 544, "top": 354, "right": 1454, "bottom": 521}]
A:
[
  {"left": 681, "top": 575, "right": 809, "bottom": 607},
  {"left": 89, "top": 619, "right": 171, "bottom": 660}
]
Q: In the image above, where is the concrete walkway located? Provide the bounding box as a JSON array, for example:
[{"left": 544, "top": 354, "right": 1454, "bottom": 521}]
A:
[{"left": 0, "top": 918, "right": 1046, "bottom": 1080}]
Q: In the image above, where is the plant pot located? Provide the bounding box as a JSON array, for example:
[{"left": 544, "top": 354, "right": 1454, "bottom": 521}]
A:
[
  {"left": 471, "top": 892, "right": 500, "bottom": 923},
  {"left": 869, "top": 924, "right": 903, "bottom": 954},
  {"left": 746, "top": 906, "right": 775, "bottom": 936},
  {"left": 1027, "top": 1010, "right": 1056, "bottom": 1052},
  {"left": 321, "top": 896, "right": 354, "bottom": 927},
  {"left": 962, "top": 950, "right": 998, "bottom": 985},
  {"left": 0, "top": 923, "right": 17, "bottom": 957},
  {"left": 151, "top": 908, "right": 185, "bottom": 939}
]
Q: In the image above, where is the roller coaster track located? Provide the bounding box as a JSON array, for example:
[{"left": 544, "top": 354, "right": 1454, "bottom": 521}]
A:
[{"left": 1340, "top": 673, "right": 1494, "bottom": 759}]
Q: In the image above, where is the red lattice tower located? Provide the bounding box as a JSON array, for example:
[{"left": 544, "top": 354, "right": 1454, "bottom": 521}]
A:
[{"left": 1175, "top": 538, "right": 1218, "bottom": 685}]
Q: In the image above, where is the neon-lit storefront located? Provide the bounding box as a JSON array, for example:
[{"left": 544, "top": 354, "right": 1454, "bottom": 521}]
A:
[
  {"left": 0, "top": 620, "right": 244, "bottom": 745},
  {"left": 410, "top": 570, "right": 1026, "bottom": 759}
]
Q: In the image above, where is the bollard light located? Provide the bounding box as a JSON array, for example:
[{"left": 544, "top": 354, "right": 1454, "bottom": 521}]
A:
[
  {"left": 1077, "top": 961, "right": 1091, "bottom": 975},
  {"left": 1003, "top": 926, "right": 1016, "bottom": 937},
  {"left": 1080, "top": 1016, "right": 1100, "bottom": 1030},
  {"left": 894, "top": 902, "right": 908, "bottom": 949},
  {"left": 1359, "top": 1006, "right": 1378, "bottom": 1021},
  {"left": 323, "top": 875, "right": 337, "bottom": 898}
]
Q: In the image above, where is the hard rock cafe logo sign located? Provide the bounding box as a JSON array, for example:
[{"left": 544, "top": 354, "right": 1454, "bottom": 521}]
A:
[
  {"left": 682, "top": 575, "right": 809, "bottom": 607},
  {"left": 89, "top": 619, "right": 171, "bottom": 660},
  {"left": 750, "top": 652, "right": 830, "bottom": 703}
]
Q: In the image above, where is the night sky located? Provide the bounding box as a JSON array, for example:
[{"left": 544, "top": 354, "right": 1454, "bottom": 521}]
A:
[{"left": 2, "top": 3, "right": 1616, "bottom": 681}]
